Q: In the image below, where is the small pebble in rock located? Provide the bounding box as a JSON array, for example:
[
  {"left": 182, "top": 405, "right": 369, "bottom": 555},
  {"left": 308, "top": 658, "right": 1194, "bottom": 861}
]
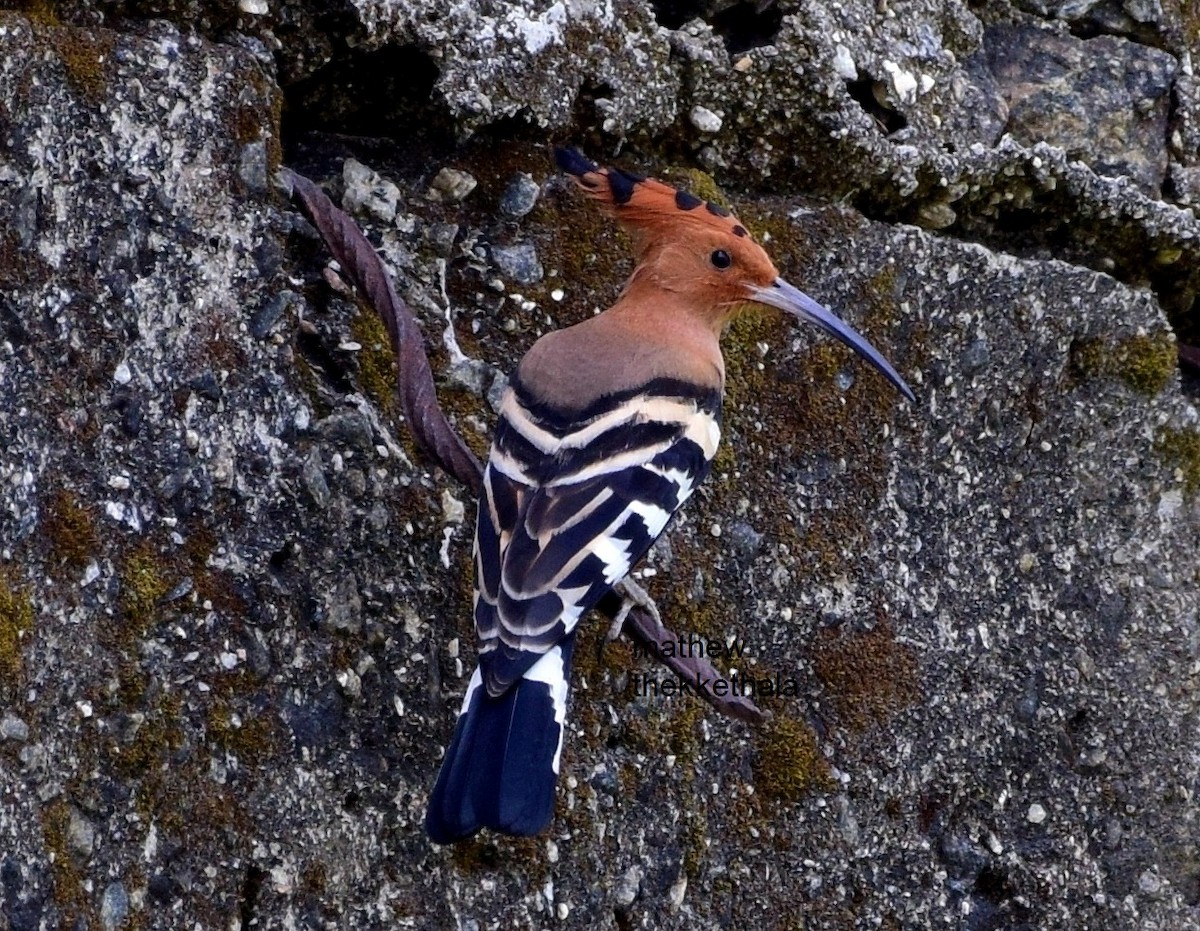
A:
[
  {"left": 301, "top": 447, "right": 330, "bottom": 509},
  {"left": 960, "top": 338, "right": 990, "bottom": 373},
  {"left": 101, "top": 882, "right": 129, "bottom": 930},
  {"left": 239, "top": 141, "right": 268, "bottom": 194},
  {"left": 487, "top": 372, "right": 509, "bottom": 413},
  {"left": 1027, "top": 802, "right": 1047, "bottom": 824},
  {"left": 614, "top": 866, "right": 641, "bottom": 907},
  {"left": 1123, "top": 0, "right": 1161, "bottom": 24},
  {"left": 442, "top": 489, "right": 465, "bottom": 524},
  {"left": 726, "top": 520, "right": 763, "bottom": 558},
  {"left": 82, "top": 561, "right": 101, "bottom": 586},
  {"left": 916, "top": 201, "right": 957, "bottom": 230},
  {"left": 832, "top": 44, "right": 857, "bottom": 80},
  {"left": 68, "top": 806, "right": 96, "bottom": 856},
  {"left": 337, "top": 667, "right": 362, "bottom": 699},
  {"left": 448, "top": 359, "right": 494, "bottom": 397},
  {"left": 343, "top": 158, "right": 400, "bottom": 223},
  {"left": 322, "top": 574, "right": 362, "bottom": 634},
  {"left": 689, "top": 104, "right": 723, "bottom": 134},
  {"left": 188, "top": 370, "right": 221, "bottom": 402},
  {"left": 0, "top": 713, "right": 29, "bottom": 742},
  {"left": 317, "top": 410, "right": 374, "bottom": 450},
  {"left": 427, "top": 222, "right": 460, "bottom": 256},
  {"left": 427, "top": 167, "right": 477, "bottom": 203},
  {"left": 500, "top": 172, "right": 540, "bottom": 217},
  {"left": 113, "top": 362, "right": 132, "bottom": 385},
  {"left": 164, "top": 577, "right": 193, "bottom": 602},
  {"left": 491, "top": 242, "right": 544, "bottom": 285}
]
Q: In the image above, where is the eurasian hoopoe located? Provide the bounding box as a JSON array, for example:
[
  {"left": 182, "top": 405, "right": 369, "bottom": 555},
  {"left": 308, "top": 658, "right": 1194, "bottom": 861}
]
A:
[{"left": 425, "top": 148, "right": 914, "bottom": 843}]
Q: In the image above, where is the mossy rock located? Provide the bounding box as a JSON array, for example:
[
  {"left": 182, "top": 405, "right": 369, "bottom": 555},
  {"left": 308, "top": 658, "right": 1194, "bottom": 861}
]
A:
[{"left": 0, "top": 569, "right": 34, "bottom": 703}]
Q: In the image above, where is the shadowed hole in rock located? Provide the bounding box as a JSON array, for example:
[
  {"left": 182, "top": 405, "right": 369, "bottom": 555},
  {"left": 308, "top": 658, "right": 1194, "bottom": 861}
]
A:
[
  {"left": 966, "top": 864, "right": 1033, "bottom": 931},
  {"left": 649, "top": 0, "right": 784, "bottom": 53},
  {"left": 845, "top": 73, "right": 908, "bottom": 135},
  {"left": 568, "top": 79, "right": 619, "bottom": 145},
  {"left": 710, "top": 1, "right": 785, "bottom": 54},
  {"left": 238, "top": 865, "right": 266, "bottom": 930},
  {"left": 268, "top": 542, "right": 295, "bottom": 575},
  {"left": 296, "top": 329, "right": 354, "bottom": 395},
  {"left": 0, "top": 295, "right": 30, "bottom": 347},
  {"left": 649, "top": 0, "right": 704, "bottom": 29},
  {"left": 282, "top": 43, "right": 455, "bottom": 160}
]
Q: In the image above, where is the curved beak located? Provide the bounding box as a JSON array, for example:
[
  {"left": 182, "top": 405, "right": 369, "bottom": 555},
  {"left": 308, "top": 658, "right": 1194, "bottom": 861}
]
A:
[{"left": 751, "top": 278, "right": 915, "bottom": 403}]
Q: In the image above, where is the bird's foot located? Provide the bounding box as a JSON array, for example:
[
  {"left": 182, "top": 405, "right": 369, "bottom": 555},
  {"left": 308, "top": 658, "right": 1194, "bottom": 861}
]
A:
[{"left": 607, "top": 576, "right": 663, "bottom": 642}]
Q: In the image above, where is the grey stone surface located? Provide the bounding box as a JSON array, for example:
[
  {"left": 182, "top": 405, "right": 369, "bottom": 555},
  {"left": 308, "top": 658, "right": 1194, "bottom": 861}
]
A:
[
  {"left": 499, "top": 171, "right": 541, "bottom": 218},
  {"left": 342, "top": 157, "right": 401, "bottom": 224},
  {"left": 425, "top": 166, "right": 477, "bottom": 203},
  {"left": 100, "top": 882, "right": 128, "bottom": 930},
  {"left": 348, "top": 0, "right": 677, "bottom": 136},
  {"left": 489, "top": 240, "right": 544, "bottom": 285},
  {"left": 2, "top": 2, "right": 1200, "bottom": 930},
  {"left": 984, "top": 23, "right": 1177, "bottom": 195}
]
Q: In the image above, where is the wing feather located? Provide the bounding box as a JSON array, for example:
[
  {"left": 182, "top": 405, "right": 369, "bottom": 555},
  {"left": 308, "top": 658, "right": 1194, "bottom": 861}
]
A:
[{"left": 472, "top": 386, "right": 715, "bottom": 700}]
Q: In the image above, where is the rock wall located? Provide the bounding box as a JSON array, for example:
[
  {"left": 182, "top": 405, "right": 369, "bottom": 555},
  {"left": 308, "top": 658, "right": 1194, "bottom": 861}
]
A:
[{"left": 1, "top": 1, "right": 1199, "bottom": 929}]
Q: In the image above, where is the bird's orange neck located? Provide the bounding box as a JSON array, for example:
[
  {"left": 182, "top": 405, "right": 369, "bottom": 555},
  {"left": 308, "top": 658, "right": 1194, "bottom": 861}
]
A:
[
  {"left": 614, "top": 268, "right": 738, "bottom": 342},
  {"left": 515, "top": 283, "right": 726, "bottom": 413}
]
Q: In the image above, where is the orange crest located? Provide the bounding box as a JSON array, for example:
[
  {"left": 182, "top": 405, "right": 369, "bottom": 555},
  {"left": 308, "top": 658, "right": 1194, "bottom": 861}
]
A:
[{"left": 555, "top": 147, "right": 757, "bottom": 261}]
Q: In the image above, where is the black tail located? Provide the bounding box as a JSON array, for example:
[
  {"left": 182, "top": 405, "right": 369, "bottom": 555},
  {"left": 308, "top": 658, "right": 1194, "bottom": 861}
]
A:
[{"left": 425, "top": 635, "right": 576, "bottom": 843}]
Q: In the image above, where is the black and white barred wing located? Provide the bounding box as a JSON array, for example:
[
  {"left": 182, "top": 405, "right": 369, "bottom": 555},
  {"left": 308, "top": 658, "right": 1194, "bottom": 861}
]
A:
[{"left": 474, "top": 384, "right": 721, "bottom": 696}]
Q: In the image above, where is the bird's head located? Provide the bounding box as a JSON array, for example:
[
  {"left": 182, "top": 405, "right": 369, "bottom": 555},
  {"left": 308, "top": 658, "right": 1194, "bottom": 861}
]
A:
[{"left": 555, "top": 147, "right": 914, "bottom": 402}]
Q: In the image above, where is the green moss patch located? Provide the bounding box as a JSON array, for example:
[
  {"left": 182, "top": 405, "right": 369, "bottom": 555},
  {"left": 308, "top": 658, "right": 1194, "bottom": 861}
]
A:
[
  {"left": 811, "top": 622, "right": 919, "bottom": 732},
  {"left": 41, "top": 798, "right": 95, "bottom": 927},
  {"left": 1156, "top": 427, "right": 1200, "bottom": 497},
  {"left": 106, "top": 692, "right": 184, "bottom": 780},
  {"left": 752, "top": 714, "right": 832, "bottom": 802},
  {"left": 449, "top": 834, "right": 543, "bottom": 872},
  {"left": 44, "top": 488, "right": 99, "bottom": 571},
  {"left": 1071, "top": 331, "right": 1177, "bottom": 396},
  {"left": 350, "top": 308, "right": 397, "bottom": 415},
  {"left": 40, "top": 23, "right": 116, "bottom": 107},
  {"left": 116, "top": 543, "right": 174, "bottom": 645},
  {"left": 206, "top": 684, "right": 282, "bottom": 768},
  {"left": 0, "top": 569, "right": 35, "bottom": 703}
]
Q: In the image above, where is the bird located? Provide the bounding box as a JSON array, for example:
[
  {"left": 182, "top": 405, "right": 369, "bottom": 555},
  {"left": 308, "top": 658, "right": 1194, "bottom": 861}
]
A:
[{"left": 425, "top": 147, "right": 914, "bottom": 843}]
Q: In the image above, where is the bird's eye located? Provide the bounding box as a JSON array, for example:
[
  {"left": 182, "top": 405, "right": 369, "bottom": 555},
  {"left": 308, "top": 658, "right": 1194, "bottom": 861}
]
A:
[{"left": 710, "top": 249, "right": 732, "bottom": 269}]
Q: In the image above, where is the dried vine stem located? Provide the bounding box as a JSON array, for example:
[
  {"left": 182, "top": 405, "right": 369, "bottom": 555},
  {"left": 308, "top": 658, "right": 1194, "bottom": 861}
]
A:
[
  {"left": 282, "top": 167, "right": 767, "bottom": 724},
  {"left": 285, "top": 168, "right": 484, "bottom": 493}
]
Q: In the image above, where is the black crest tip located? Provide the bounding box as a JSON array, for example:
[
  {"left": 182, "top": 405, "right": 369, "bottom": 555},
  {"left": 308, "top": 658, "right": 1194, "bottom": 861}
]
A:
[
  {"left": 607, "top": 169, "right": 638, "bottom": 205},
  {"left": 554, "top": 146, "right": 599, "bottom": 178}
]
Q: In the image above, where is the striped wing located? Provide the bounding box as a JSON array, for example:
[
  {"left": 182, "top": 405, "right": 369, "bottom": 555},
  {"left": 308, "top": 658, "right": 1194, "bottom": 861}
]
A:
[{"left": 473, "top": 377, "right": 721, "bottom": 696}]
